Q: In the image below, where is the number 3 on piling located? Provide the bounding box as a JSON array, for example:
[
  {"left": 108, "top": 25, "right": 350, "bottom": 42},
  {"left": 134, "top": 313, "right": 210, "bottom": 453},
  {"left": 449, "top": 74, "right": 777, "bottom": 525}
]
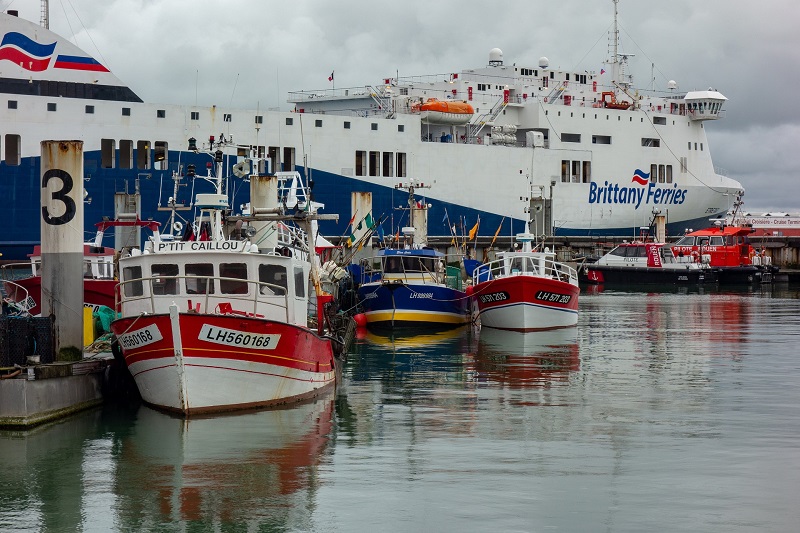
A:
[{"left": 41, "top": 169, "right": 76, "bottom": 226}]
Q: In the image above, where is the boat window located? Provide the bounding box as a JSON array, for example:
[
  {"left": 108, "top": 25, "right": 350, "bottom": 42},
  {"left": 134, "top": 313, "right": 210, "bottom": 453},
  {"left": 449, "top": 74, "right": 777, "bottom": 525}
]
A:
[
  {"left": 120, "top": 140, "right": 133, "bottom": 169},
  {"left": 674, "top": 236, "right": 694, "bottom": 246},
  {"left": 220, "top": 263, "right": 248, "bottom": 294},
  {"left": 258, "top": 264, "right": 287, "bottom": 295},
  {"left": 101, "top": 139, "right": 115, "bottom": 169},
  {"left": 608, "top": 246, "right": 625, "bottom": 257},
  {"left": 709, "top": 236, "right": 724, "bottom": 246},
  {"left": 151, "top": 264, "right": 179, "bottom": 295},
  {"left": 154, "top": 141, "right": 168, "bottom": 170},
  {"left": 397, "top": 152, "right": 407, "bottom": 177},
  {"left": 122, "top": 266, "right": 143, "bottom": 297},
  {"left": 666, "top": 165, "right": 673, "bottom": 183},
  {"left": 696, "top": 237, "right": 709, "bottom": 246},
  {"left": 136, "top": 140, "right": 150, "bottom": 169},
  {"left": 4, "top": 134, "right": 20, "bottom": 166},
  {"left": 355, "top": 151, "right": 366, "bottom": 176},
  {"left": 294, "top": 267, "right": 306, "bottom": 298},
  {"left": 625, "top": 246, "right": 645, "bottom": 258},
  {"left": 650, "top": 164, "right": 658, "bottom": 183},
  {"left": 382, "top": 152, "right": 394, "bottom": 177},
  {"left": 186, "top": 263, "right": 214, "bottom": 295},
  {"left": 282, "top": 147, "right": 295, "bottom": 172},
  {"left": 369, "top": 151, "right": 379, "bottom": 176},
  {"left": 582, "top": 161, "right": 592, "bottom": 183},
  {"left": 383, "top": 257, "right": 403, "bottom": 273}
]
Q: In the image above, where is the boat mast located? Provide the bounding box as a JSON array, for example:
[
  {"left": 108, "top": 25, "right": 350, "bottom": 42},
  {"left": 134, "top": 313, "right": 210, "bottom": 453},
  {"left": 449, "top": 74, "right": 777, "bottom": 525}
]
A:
[{"left": 40, "top": 0, "right": 49, "bottom": 29}]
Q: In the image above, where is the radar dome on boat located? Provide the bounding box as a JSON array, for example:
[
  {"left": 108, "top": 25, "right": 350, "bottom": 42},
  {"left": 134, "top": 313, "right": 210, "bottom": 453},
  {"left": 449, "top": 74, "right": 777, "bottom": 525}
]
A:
[
  {"left": 489, "top": 48, "right": 504, "bottom": 66},
  {"left": 667, "top": 80, "right": 678, "bottom": 90},
  {"left": 538, "top": 57, "right": 549, "bottom": 69}
]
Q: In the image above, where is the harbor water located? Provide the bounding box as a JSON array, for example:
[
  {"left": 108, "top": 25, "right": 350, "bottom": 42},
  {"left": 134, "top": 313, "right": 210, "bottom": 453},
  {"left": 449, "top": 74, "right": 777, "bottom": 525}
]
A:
[{"left": 2, "top": 285, "right": 799, "bottom": 532}]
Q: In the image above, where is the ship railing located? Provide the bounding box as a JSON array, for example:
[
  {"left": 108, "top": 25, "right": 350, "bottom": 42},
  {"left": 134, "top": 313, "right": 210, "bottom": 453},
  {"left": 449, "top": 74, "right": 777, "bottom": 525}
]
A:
[
  {"left": 359, "top": 254, "right": 464, "bottom": 288},
  {"left": 0, "top": 262, "right": 35, "bottom": 281},
  {"left": 1, "top": 257, "right": 115, "bottom": 281},
  {"left": 0, "top": 279, "right": 33, "bottom": 315},
  {"left": 467, "top": 97, "right": 507, "bottom": 140},
  {"left": 116, "top": 275, "right": 292, "bottom": 322},
  {"left": 472, "top": 255, "right": 578, "bottom": 285}
]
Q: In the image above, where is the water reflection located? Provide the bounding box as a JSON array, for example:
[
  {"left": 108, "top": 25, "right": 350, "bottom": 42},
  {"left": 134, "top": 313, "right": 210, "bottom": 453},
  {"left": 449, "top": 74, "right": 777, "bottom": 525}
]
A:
[{"left": 112, "top": 396, "right": 335, "bottom": 530}]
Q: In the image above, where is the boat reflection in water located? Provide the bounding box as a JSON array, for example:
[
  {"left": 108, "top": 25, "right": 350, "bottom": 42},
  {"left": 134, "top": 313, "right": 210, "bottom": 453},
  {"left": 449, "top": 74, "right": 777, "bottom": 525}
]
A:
[
  {"left": 468, "top": 327, "right": 580, "bottom": 389},
  {"left": 113, "top": 395, "right": 335, "bottom": 529}
]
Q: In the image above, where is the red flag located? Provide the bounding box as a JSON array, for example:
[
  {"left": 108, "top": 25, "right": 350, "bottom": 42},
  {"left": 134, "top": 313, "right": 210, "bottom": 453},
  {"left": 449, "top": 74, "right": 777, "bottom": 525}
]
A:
[{"left": 328, "top": 71, "right": 334, "bottom": 82}]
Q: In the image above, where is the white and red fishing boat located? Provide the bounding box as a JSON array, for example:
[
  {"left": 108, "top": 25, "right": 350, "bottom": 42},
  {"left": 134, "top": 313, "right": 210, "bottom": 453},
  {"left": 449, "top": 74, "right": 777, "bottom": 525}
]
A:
[
  {"left": 110, "top": 139, "right": 351, "bottom": 415},
  {"left": 1, "top": 218, "right": 159, "bottom": 315},
  {"left": 469, "top": 233, "right": 579, "bottom": 331}
]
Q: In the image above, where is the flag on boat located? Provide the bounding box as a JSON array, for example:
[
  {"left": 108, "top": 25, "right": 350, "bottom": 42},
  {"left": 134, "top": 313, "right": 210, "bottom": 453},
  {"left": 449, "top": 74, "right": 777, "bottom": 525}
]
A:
[
  {"left": 468, "top": 218, "right": 480, "bottom": 240},
  {"left": 328, "top": 71, "right": 334, "bottom": 82},
  {"left": 600, "top": 68, "right": 606, "bottom": 75}
]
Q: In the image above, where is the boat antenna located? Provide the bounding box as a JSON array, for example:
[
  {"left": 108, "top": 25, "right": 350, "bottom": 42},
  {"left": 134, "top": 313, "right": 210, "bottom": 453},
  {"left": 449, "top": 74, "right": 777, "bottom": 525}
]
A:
[{"left": 40, "top": 0, "right": 49, "bottom": 29}]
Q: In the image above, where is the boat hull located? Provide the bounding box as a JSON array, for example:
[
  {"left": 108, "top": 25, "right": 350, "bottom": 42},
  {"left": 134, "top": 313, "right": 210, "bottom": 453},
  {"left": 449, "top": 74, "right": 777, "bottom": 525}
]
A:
[
  {"left": 473, "top": 275, "right": 579, "bottom": 331},
  {"left": 357, "top": 281, "right": 469, "bottom": 326},
  {"left": 110, "top": 312, "right": 337, "bottom": 415},
  {"left": 2, "top": 277, "right": 116, "bottom": 315},
  {"left": 713, "top": 266, "right": 776, "bottom": 285},
  {"left": 581, "top": 265, "right": 716, "bottom": 285}
]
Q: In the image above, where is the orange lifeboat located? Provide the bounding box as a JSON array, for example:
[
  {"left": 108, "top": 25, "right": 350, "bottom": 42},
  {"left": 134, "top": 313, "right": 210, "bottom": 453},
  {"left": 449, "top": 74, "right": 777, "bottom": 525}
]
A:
[
  {"left": 600, "top": 91, "right": 632, "bottom": 110},
  {"left": 412, "top": 98, "right": 474, "bottom": 125}
]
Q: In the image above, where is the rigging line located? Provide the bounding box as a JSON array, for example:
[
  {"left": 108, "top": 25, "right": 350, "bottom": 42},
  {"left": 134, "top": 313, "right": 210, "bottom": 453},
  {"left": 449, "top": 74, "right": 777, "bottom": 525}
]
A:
[
  {"left": 570, "top": 20, "right": 615, "bottom": 73},
  {"left": 618, "top": 23, "right": 671, "bottom": 87},
  {"left": 63, "top": 0, "right": 108, "bottom": 67}
]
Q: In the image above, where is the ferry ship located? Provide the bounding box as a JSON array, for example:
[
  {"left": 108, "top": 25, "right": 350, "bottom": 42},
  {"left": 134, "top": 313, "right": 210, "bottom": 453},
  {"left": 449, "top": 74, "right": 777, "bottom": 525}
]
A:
[{"left": 0, "top": 1, "right": 743, "bottom": 260}]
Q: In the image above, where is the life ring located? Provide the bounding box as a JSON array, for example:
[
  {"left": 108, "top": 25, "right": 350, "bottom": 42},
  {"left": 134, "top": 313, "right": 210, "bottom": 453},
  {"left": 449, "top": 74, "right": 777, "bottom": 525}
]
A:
[
  {"left": 544, "top": 97, "right": 548, "bottom": 103},
  {"left": 173, "top": 221, "right": 183, "bottom": 233},
  {"left": 690, "top": 250, "right": 700, "bottom": 262}
]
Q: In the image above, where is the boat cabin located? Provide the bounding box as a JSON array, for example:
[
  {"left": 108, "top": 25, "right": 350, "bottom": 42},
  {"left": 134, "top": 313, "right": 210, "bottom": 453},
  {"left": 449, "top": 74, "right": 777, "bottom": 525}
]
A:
[{"left": 670, "top": 225, "right": 768, "bottom": 268}]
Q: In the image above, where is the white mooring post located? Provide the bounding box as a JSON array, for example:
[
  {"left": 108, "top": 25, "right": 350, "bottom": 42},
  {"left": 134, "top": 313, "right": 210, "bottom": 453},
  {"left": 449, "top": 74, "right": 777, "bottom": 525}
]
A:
[{"left": 40, "top": 141, "right": 84, "bottom": 361}]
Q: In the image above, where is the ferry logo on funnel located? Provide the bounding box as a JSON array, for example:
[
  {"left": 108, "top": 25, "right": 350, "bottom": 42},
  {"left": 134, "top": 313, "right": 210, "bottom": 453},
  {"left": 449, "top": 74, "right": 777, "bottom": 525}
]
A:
[
  {"left": 0, "top": 32, "right": 56, "bottom": 71},
  {"left": 588, "top": 168, "right": 688, "bottom": 209}
]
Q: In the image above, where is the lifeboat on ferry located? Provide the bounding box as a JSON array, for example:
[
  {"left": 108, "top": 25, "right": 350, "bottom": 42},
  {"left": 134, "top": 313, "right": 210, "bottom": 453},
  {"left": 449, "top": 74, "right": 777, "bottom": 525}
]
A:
[
  {"left": 412, "top": 98, "right": 474, "bottom": 125},
  {"left": 600, "top": 91, "right": 632, "bottom": 110}
]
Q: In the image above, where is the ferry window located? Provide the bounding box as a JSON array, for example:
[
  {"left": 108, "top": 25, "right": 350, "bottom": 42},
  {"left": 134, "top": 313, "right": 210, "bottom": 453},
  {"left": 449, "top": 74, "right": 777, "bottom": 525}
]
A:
[
  {"left": 650, "top": 164, "right": 657, "bottom": 183},
  {"left": 642, "top": 138, "right": 660, "bottom": 147},
  {"left": 371, "top": 123, "right": 378, "bottom": 131},
  {"left": 136, "top": 141, "right": 151, "bottom": 169},
  {"left": 653, "top": 116, "right": 666, "bottom": 125},
  {"left": 122, "top": 266, "right": 144, "bottom": 297},
  {"left": 550, "top": 72, "right": 555, "bottom": 79},
  {"left": 344, "top": 121, "right": 351, "bottom": 129},
  {"left": 157, "top": 109, "right": 165, "bottom": 118},
  {"left": 382, "top": 152, "right": 394, "bottom": 177},
  {"left": 154, "top": 141, "right": 168, "bottom": 170},
  {"left": 282, "top": 147, "right": 295, "bottom": 172},
  {"left": 285, "top": 117, "right": 293, "bottom": 126},
  {"left": 561, "top": 160, "right": 569, "bottom": 182},
  {"left": 122, "top": 107, "right": 131, "bottom": 116},
  {"left": 4, "top": 134, "right": 20, "bottom": 166},
  {"left": 571, "top": 161, "right": 581, "bottom": 182},
  {"left": 562, "top": 133, "right": 580, "bottom": 143},
  {"left": 398, "top": 125, "right": 404, "bottom": 132},
  {"left": 368, "top": 151, "right": 379, "bottom": 176},
  {"left": 582, "top": 161, "right": 592, "bottom": 183},
  {"left": 694, "top": 143, "right": 698, "bottom": 150},
  {"left": 47, "top": 103, "right": 57, "bottom": 112},
  {"left": 255, "top": 115, "right": 263, "bottom": 124},
  {"left": 220, "top": 263, "right": 248, "bottom": 294},
  {"left": 151, "top": 264, "right": 178, "bottom": 295},
  {"left": 8, "top": 100, "right": 17, "bottom": 109},
  {"left": 224, "top": 113, "right": 232, "bottom": 122},
  {"left": 86, "top": 105, "right": 94, "bottom": 114},
  {"left": 315, "top": 119, "right": 323, "bottom": 127},
  {"left": 688, "top": 142, "right": 692, "bottom": 150},
  {"left": 258, "top": 264, "right": 287, "bottom": 295},
  {"left": 700, "top": 143, "right": 703, "bottom": 151},
  {"left": 268, "top": 146, "right": 280, "bottom": 169},
  {"left": 592, "top": 135, "right": 611, "bottom": 144},
  {"left": 190, "top": 111, "right": 199, "bottom": 121},
  {"left": 101, "top": 139, "right": 116, "bottom": 169},
  {"left": 658, "top": 165, "right": 665, "bottom": 183},
  {"left": 294, "top": 267, "right": 306, "bottom": 298},
  {"left": 666, "top": 165, "right": 673, "bottom": 183},
  {"left": 186, "top": 263, "right": 214, "bottom": 295},
  {"left": 397, "top": 152, "right": 407, "bottom": 177},
  {"left": 120, "top": 140, "right": 133, "bottom": 169}
]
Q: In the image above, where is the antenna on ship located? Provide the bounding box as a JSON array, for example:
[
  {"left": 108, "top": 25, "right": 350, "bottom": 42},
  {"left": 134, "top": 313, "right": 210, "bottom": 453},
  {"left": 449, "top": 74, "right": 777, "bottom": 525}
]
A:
[
  {"left": 40, "top": 0, "right": 49, "bottom": 28},
  {"left": 607, "top": 0, "right": 634, "bottom": 94}
]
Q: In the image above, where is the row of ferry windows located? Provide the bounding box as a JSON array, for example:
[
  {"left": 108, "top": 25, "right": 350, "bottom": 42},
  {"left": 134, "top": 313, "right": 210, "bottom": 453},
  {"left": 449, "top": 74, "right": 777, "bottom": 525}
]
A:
[
  {"left": 7, "top": 100, "right": 409, "bottom": 133},
  {"left": 121, "top": 263, "right": 305, "bottom": 298},
  {"left": 560, "top": 161, "right": 674, "bottom": 184},
  {"left": 355, "top": 151, "right": 408, "bottom": 178}
]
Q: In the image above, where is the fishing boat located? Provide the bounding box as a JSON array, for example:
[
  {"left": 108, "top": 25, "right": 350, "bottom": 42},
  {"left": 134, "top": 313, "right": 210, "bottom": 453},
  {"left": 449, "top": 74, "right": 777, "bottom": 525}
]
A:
[
  {"left": 109, "top": 138, "right": 352, "bottom": 415},
  {"left": 469, "top": 233, "right": 579, "bottom": 331},
  {"left": 0, "top": 1, "right": 744, "bottom": 261},
  {"left": 0, "top": 218, "right": 158, "bottom": 315},
  {"left": 355, "top": 181, "right": 470, "bottom": 328},
  {"left": 581, "top": 241, "right": 717, "bottom": 286}
]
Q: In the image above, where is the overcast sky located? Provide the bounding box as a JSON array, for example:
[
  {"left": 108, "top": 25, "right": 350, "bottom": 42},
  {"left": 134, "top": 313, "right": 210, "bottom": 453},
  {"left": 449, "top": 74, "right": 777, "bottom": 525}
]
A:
[{"left": 4, "top": 0, "right": 799, "bottom": 212}]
